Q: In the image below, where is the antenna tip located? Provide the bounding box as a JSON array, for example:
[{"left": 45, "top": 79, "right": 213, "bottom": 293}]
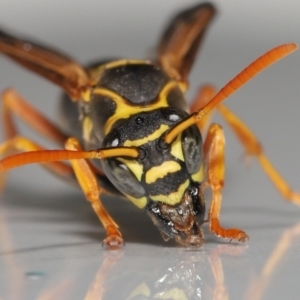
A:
[
  {"left": 282, "top": 43, "right": 298, "bottom": 53},
  {"left": 288, "top": 43, "right": 298, "bottom": 50}
]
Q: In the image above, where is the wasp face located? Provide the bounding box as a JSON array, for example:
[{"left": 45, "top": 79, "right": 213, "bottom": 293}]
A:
[{"left": 102, "top": 108, "right": 206, "bottom": 247}]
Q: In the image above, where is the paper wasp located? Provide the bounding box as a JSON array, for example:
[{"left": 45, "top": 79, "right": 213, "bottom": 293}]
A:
[{"left": 0, "top": 3, "right": 298, "bottom": 248}]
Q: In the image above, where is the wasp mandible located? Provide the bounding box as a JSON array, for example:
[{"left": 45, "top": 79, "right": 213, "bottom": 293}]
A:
[{"left": 0, "top": 3, "right": 298, "bottom": 248}]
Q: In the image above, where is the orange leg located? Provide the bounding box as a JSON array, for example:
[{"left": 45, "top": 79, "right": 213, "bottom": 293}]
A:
[
  {"left": 218, "top": 104, "right": 300, "bottom": 205},
  {"left": 192, "top": 84, "right": 300, "bottom": 205},
  {"left": 85, "top": 251, "right": 123, "bottom": 299},
  {"left": 2, "top": 88, "right": 68, "bottom": 143},
  {"left": 208, "top": 247, "right": 228, "bottom": 300},
  {"left": 1, "top": 88, "right": 106, "bottom": 178},
  {"left": 244, "top": 223, "right": 300, "bottom": 300},
  {"left": 0, "top": 89, "right": 75, "bottom": 185},
  {"left": 65, "top": 137, "right": 123, "bottom": 248},
  {"left": 0, "top": 88, "right": 136, "bottom": 247},
  {"left": 204, "top": 123, "right": 249, "bottom": 242}
]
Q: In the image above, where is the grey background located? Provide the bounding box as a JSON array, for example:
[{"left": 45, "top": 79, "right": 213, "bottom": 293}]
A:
[{"left": 0, "top": 1, "right": 300, "bottom": 299}]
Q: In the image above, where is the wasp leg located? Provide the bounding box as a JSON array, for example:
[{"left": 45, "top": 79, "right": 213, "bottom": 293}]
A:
[
  {"left": 65, "top": 137, "right": 123, "bottom": 248},
  {"left": 204, "top": 123, "right": 249, "bottom": 242},
  {"left": 217, "top": 104, "right": 300, "bottom": 205},
  {"left": 2, "top": 88, "right": 67, "bottom": 143},
  {"left": 1, "top": 89, "right": 106, "bottom": 177},
  {"left": 0, "top": 88, "right": 74, "bottom": 186},
  {"left": 244, "top": 223, "right": 300, "bottom": 300},
  {"left": 85, "top": 251, "right": 123, "bottom": 299}
]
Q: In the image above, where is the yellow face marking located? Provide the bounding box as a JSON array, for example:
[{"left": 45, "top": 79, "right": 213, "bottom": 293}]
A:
[
  {"left": 145, "top": 161, "right": 181, "bottom": 185},
  {"left": 170, "top": 133, "right": 184, "bottom": 161},
  {"left": 118, "top": 158, "right": 143, "bottom": 181},
  {"left": 124, "top": 194, "right": 147, "bottom": 209},
  {"left": 92, "top": 80, "right": 179, "bottom": 135},
  {"left": 123, "top": 124, "right": 169, "bottom": 148},
  {"left": 150, "top": 179, "right": 190, "bottom": 206},
  {"left": 82, "top": 116, "right": 93, "bottom": 142},
  {"left": 191, "top": 163, "right": 204, "bottom": 183}
]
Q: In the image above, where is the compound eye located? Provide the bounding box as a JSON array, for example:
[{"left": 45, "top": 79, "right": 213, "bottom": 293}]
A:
[
  {"left": 102, "top": 159, "right": 145, "bottom": 198},
  {"left": 181, "top": 125, "right": 202, "bottom": 174}
]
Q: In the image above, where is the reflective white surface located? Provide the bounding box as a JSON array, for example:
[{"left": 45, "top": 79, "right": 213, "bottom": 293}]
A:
[{"left": 1, "top": 1, "right": 300, "bottom": 299}]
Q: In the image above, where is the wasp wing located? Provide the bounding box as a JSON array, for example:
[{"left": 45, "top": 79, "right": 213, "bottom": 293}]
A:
[
  {"left": 0, "top": 29, "right": 90, "bottom": 99},
  {"left": 157, "top": 3, "right": 215, "bottom": 83}
]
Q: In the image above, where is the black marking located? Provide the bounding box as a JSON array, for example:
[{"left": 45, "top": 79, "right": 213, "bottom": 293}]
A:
[
  {"left": 89, "top": 94, "right": 117, "bottom": 140},
  {"left": 182, "top": 124, "right": 203, "bottom": 175},
  {"left": 102, "top": 159, "right": 145, "bottom": 198},
  {"left": 58, "top": 93, "right": 82, "bottom": 140},
  {"left": 189, "top": 182, "right": 205, "bottom": 225},
  {"left": 145, "top": 182, "right": 205, "bottom": 242},
  {"left": 146, "top": 168, "right": 188, "bottom": 197},
  {"left": 166, "top": 86, "right": 187, "bottom": 111},
  {"left": 99, "top": 64, "right": 170, "bottom": 104},
  {"left": 146, "top": 203, "right": 179, "bottom": 239}
]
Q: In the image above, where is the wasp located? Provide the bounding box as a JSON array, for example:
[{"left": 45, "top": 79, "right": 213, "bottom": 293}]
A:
[{"left": 0, "top": 3, "right": 298, "bottom": 248}]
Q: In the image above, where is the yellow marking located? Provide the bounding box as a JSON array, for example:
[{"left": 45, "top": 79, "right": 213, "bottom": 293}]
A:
[
  {"left": 92, "top": 80, "right": 179, "bottom": 135},
  {"left": 154, "top": 288, "right": 188, "bottom": 300},
  {"left": 126, "top": 283, "right": 150, "bottom": 300},
  {"left": 170, "top": 133, "right": 184, "bottom": 161},
  {"left": 118, "top": 158, "right": 143, "bottom": 181},
  {"left": 81, "top": 89, "right": 91, "bottom": 102},
  {"left": 124, "top": 194, "right": 147, "bottom": 209},
  {"left": 93, "top": 87, "right": 127, "bottom": 105},
  {"left": 191, "top": 163, "right": 204, "bottom": 183},
  {"left": 145, "top": 161, "right": 181, "bottom": 185},
  {"left": 150, "top": 179, "right": 190, "bottom": 205},
  {"left": 178, "top": 80, "right": 188, "bottom": 93},
  {"left": 82, "top": 116, "right": 93, "bottom": 141},
  {"left": 157, "top": 80, "right": 180, "bottom": 103},
  {"left": 124, "top": 124, "right": 169, "bottom": 147},
  {"left": 103, "top": 59, "right": 151, "bottom": 70}
]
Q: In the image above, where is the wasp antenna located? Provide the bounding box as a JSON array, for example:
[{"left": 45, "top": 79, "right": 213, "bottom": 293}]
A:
[
  {"left": 0, "top": 147, "right": 139, "bottom": 171},
  {"left": 164, "top": 43, "right": 298, "bottom": 144},
  {"left": 0, "top": 150, "right": 98, "bottom": 171},
  {"left": 99, "top": 147, "right": 140, "bottom": 159},
  {"left": 201, "top": 43, "right": 298, "bottom": 114}
]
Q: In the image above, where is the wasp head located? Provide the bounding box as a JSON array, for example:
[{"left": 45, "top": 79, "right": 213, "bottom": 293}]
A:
[{"left": 101, "top": 107, "right": 206, "bottom": 248}]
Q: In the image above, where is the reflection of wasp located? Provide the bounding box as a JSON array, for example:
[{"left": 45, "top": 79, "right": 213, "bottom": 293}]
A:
[
  {"left": 0, "top": 3, "right": 298, "bottom": 248},
  {"left": 84, "top": 225, "right": 300, "bottom": 300},
  {"left": 85, "top": 246, "right": 246, "bottom": 300}
]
